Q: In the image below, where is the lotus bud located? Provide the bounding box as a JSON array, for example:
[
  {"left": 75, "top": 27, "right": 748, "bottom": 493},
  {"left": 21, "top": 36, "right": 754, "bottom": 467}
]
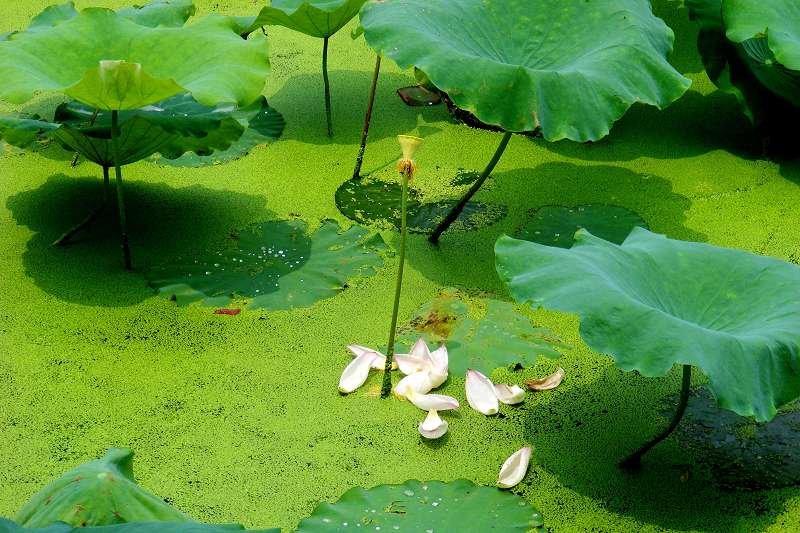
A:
[
  {"left": 338, "top": 351, "right": 379, "bottom": 393},
  {"left": 397, "top": 134, "right": 422, "bottom": 176},
  {"left": 465, "top": 369, "right": 499, "bottom": 415},
  {"left": 497, "top": 446, "right": 533, "bottom": 489},
  {"left": 394, "top": 370, "right": 435, "bottom": 399},
  {"left": 418, "top": 410, "right": 449, "bottom": 439},
  {"left": 494, "top": 384, "right": 526, "bottom": 405},
  {"left": 407, "top": 390, "right": 460, "bottom": 411}
]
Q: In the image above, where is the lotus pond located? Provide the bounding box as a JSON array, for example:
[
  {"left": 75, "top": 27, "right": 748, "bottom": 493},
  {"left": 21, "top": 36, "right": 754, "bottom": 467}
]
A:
[{"left": 2, "top": 0, "right": 800, "bottom": 532}]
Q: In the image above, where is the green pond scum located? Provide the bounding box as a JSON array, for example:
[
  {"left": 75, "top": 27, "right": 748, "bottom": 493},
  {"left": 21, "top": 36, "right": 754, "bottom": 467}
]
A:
[{"left": 2, "top": 1, "right": 800, "bottom": 532}]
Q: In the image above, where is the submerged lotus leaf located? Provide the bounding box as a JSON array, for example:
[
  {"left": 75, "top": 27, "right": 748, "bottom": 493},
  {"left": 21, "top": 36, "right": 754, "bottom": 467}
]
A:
[
  {"left": 335, "top": 177, "right": 507, "bottom": 234},
  {"left": 514, "top": 204, "right": 648, "bottom": 249},
  {"left": 496, "top": 227, "right": 800, "bottom": 422},
  {"left": 14, "top": 449, "right": 189, "bottom": 527},
  {"left": 295, "top": 479, "right": 544, "bottom": 532},
  {"left": 248, "top": 0, "right": 366, "bottom": 38},
  {"left": 148, "top": 219, "right": 386, "bottom": 310},
  {"left": 396, "top": 288, "right": 565, "bottom": 375},
  {"left": 0, "top": 519, "right": 278, "bottom": 533},
  {"left": 360, "top": 0, "right": 690, "bottom": 139},
  {"left": 0, "top": 8, "right": 269, "bottom": 110},
  {"left": 723, "top": 0, "right": 800, "bottom": 70}
]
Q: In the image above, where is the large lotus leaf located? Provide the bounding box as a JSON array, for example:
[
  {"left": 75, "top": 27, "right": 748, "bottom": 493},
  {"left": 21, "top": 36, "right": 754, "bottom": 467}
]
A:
[
  {"left": 148, "top": 219, "right": 386, "bottom": 310},
  {"left": 0, "top": 8, "right": 269, "bottom": 110},
  {"left": 514, "top": 204, "right": 648, "bottom": 249},
  {"left": 295, "top": 479, "right": 544, "bottom": 532},
  {"left": 248, "top": 0, "right": 366, "bottom": 38},
  {"left": 0, "top": 520, "right": 277, "bottom": 533},
  {"left": 360, "top": 0, "right": 690, "bottom": 139},
  {"left": 335, "top": 177, "right": 507, "bottom": 234},
  {"left": 396, "top": 288, "right": 564, "bottom": 375},
  {"left": 15, "top": 449, "right": 189, "bottom": 527},
  {"left": 724, "top": 0, "right": 800, "bottom": 70},
  {"left": 496, "top": 227, "right": 800, "bottom": 422}
]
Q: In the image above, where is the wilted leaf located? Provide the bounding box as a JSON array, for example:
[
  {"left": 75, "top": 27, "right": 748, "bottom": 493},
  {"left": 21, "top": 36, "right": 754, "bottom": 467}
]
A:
[{"left": 526, "top": 367, "right": 565, "bottom": 391}]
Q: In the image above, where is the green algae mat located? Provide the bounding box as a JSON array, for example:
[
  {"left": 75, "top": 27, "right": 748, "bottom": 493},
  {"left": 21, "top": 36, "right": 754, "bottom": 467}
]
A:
[{"left": 3, "top": 1, "right": 800, "bottom": 532}]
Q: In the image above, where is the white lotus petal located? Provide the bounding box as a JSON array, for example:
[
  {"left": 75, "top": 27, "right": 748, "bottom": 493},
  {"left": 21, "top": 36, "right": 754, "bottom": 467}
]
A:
[
  {"left": 418, "top": 409, "right": 449, "bottom": 439},
  {"left": 393, "top": 354, "right": 428, "bottom": 375},
  {"left": 409, "top": 337, "right": 432, "bottom": 365},
  {"left": 346, "top": 344, "right": 394, "bottom": 370},
  {"left": 394, "top": 371, "right": 435, "bottom": 399},
  {"left": 526, "top": 367, "right": 565, "bottom": 391},
  {"left": 428, "top": 368, "right": 448, "bottom": 389},
  {"left": 407, "top": 390, "right": 459, "bottom": 411},
  {"left": 338, "top": 352, "right": 378, "bottom": 393},
  {"left": 497, "top": 446, "right": 533, "bottom": 489},
  {"left": 494, "top": 384, "right": 526, "bottom": 405},
  {"left": 465, "top": 369, "right": 499, "bottom": 415},
  {"left": 429, "top": 344, "right": 449, "bottom": 374}
]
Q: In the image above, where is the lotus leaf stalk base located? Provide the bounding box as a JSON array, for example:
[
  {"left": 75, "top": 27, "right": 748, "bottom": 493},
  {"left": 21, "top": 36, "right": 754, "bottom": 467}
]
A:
[
  {"left": 53, "top": 166, "right": 110, "bottom": 246},
  {"left": 620, "top": 364, "right": 692, "bottom": 470},
  {"left": 352, "top": 55, "right": 382, "bottom": 180},
  {"left": 429, "top": 131, "right": 512, "bottom": 243}
]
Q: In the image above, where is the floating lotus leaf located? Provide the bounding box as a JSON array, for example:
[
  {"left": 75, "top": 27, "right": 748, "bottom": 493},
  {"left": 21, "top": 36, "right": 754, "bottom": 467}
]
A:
[
  {"left": 360, "top": 0, "right": 690, "bottom": 139},
  {"left": 247, "top": 0, "right": 366, "bottom": 38},
  {"left": 335, "top": 177, "right": 507, "bottom": 234},
  {"left": 295, "top": 479, "right": 544, "bottom": 532},
  {"left": 15, "top": 449, "right": 189, "bottom": 528},
  {"left": 148, "top": 219, "right": 386, "bottom": 310},
  {"left": 0, "top": 7, "right": 269, "bottom": 110},
  {"left": 0, "top": 519, "right": 277, "bottom": 533},
  {"left": 496, "top": 227, "right": 800, "bottom": 422},
  {"left": 18, "top": 1, "right": 196, "bottom": 32},
  {"left": 514, "top": 204, "right": 648, "bottom": 249},
  {"left": 396, "top": 289, "right": 565, "bottom": 375}
]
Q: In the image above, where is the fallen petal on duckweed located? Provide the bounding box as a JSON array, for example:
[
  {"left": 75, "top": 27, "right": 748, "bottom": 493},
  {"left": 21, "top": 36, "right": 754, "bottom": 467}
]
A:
[
  {"left": 494, "top": 384, "right": 526, "bottom": 405},
  {"left": 394, "top": 371, "right": 435, "bottom": 398},
  {"left": 394, "top": 353, "right": 428, "bottom": 375},
  {"left": 526, "top": 367, "right": 565, "bottom": 391},
  {"left": 407, "top": 391, "right": 459, "bottom": 411},
  {"left": 419, "top": 409, "right": 448, "bottom": 439},
  {"left": 339, "top": 352, "right": 379, "bottom": 393},
  {"left": 466, "top": 369, "right": 499, "bottom": 415},
  {"left": 498, "top": 446, "right": 533, "bottom": 489}
]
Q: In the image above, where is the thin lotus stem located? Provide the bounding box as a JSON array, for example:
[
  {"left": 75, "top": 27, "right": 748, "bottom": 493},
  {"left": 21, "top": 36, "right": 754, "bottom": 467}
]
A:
[
  {"left": 322, "top": 36, "right": 333, "bottom": 137},
  {"left": 380, "top": 164, "right": 411, "bottom": 398},
  {"left": 619, "top": 364, "right": 692, "bottom": 470},
  {"left": 110, "top": 111, "right": 132, "bottom": 271},
  {"left": 352, "top": 55, "right": 382, "bottom": 180},
  {"left": 52, "top": 166, "right": 110, "bottom": 246},
  {"left": 428, "top": 131, "right": 512, "bottom": 244}
]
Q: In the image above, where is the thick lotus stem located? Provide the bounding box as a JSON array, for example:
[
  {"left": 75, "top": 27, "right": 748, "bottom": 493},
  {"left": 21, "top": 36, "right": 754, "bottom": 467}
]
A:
[
  {"left": 619, "top": 364, "right": 692, "bottom": 470},
  {"left": 110, "top": 111, "right": 132, "bottom": 271},
  {"left": 322, "top": 36, "right": 333, "bottom": 137},
  {"left": 53, "top": 166, "right": 110, "bottom": 246},
  {"left": 428, "top": 131, "right": 512, "bottom": 244},
  {"left": 352, "top": 55, "right": 382, "bottom": 179}
]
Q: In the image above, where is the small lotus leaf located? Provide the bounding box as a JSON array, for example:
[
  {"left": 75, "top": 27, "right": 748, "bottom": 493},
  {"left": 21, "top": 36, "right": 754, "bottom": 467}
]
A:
[
  {"left": 496, "top": 227, "right": 800, "bottom": 422},
  {"left": 248, "top": 0, "right": 366, "bottom": 38},
  {"left": 0, "top": 519, "right": 277, "bottom": 533},
  {"left": 295, "top": 479, "right": 544, "bottom": 532},
  {"left": 396, "top": 289, "right": 565, "bottom": 375},
  {"left": 0, "top": 8, "right": 269, "bottom": 110},
  {"left": 148, "top": 219, "right": 386, "bottom": 310},
  {"left": 514, "top": 204, "right": 648, "bottom": 249},
  {"left": 15, "top": 449, "right": 189, "bottom": 528},
  {"left": 0, "top": 115, "right": 60, "bottom": 149},
  {"left": 335, "top": 177, "right": 506, "bottom": 234},
  {"left": 360, "top": 0, "right": 690, "bottom": 139}
]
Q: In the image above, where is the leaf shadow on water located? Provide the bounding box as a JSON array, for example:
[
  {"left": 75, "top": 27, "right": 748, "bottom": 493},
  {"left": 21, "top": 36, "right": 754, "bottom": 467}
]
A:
[
  {"left": 526, "top": 365, "right": 793, "bottom": 532},
  {"left": 6, "top": 173, "right": 274, "bottom": 307},
  {"left": 405, "top": 162, "right": 705, "bottom": 292},
  {"left": 267, "top": 70, "right": 449, "bottom": 146}
]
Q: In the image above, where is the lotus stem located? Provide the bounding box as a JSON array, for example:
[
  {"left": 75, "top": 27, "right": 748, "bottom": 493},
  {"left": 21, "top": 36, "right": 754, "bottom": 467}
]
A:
[
  {"left": 380, "top": 160, "right": 413, "bottom": 398},
  {"left": 70, "top": 108, "right": 100, "bottom": 168},
  {"left": 428, "top": 131, "right": 512, "bottom": 244},
  {"left": 110, "top": 110, "right": 132, "bottom": 271},
  {"left": 352, "top": 55, "right": 382, "bottom": 180},
  {"left": 52, "top": 166, "right": 110, "bottom": 246},
  {"left": 322, "top": 36, "right": 333, "bottom": 137},
  {"left": 619, "top": 364, "right": 692, "bottom": 470}
]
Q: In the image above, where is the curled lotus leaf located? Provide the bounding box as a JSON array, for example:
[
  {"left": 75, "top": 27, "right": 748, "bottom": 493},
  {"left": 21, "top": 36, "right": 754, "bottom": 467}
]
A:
[
  {"left": 496, "top": 227, "right": 800, "bottom": 422},
  {"left": 295, "top": 479, "right": 544, "bottom": 532},
  {"left": 19, "top": 0, "right": 196, "bottom": 32},
  {"left": 723, "top": 0, "right": 800, "bottom": 70},
  {"left": 247, "top": 0, "right": 367, "bottom": 38},
  {"left": 360, "top": 0, "right": 690, "bottom": 139},
  {"left": 0, "top": 7, "right": 269, "bottom": 110},
  {"left": 14, "top": 449, "right": 189, "bottom": 528}
]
